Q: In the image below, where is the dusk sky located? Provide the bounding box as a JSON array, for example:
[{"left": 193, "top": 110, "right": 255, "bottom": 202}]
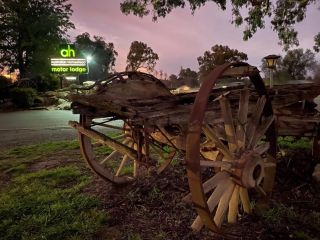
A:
[{"left": 69, "top": 0, "right": 320, "bottom": 75}]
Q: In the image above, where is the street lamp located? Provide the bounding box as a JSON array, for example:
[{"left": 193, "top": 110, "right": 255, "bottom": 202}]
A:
[
  {"left": 86, "top": 55, "right": 93, "bottom": 82},
  {"left": 264, "top": 54, "right": 280, "bottom": 88},
  {"left": 86, "top": 55, "right": 93, "bottom": 63}
]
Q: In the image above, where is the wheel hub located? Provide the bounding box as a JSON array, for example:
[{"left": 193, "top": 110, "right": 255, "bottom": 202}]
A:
[{"left": 234, "top": 151, "right": 265, "bottom": 188}]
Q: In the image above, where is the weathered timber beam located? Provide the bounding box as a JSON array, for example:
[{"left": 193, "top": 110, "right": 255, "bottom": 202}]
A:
[
  {"left": 69, "top": 121, "right": 137, "bottom": 160},
  {"left": 221, "top": 66, "right": 259, "bottom": 77}
]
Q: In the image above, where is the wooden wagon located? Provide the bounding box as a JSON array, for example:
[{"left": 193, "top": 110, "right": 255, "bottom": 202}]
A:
[{"left": 69, "top": 62, "right": 320, "bottom": 233}]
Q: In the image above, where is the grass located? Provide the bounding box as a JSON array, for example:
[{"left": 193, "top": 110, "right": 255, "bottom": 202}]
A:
[
  {"left": 0, "top": 141, "right": 80, "bottom": 175},
  {"left": 263, "top": 204, "right": 320, "bottom": 239},
  {"left": 0, "top": 140, "right": 110, "bottom": 240}
]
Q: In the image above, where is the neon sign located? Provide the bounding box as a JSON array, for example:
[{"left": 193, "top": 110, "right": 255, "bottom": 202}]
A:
[
  {"left": 50, "top": 45, "right": 88, "bottom": 74},
  {"left": 59, "top": 44, "right": 76, "bottom": 58},
  {"left": 50, "top": 58, "right": 88, "bottom": 74}
]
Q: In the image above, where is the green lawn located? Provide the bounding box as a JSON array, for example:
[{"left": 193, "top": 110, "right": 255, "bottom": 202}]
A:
[{"left": 0, "top": 141, "right": 109, "bottom": 240}]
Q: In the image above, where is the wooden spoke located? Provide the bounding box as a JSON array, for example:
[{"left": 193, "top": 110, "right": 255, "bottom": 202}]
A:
[
  {"left": 157, "top": 150, "right": 176, "bottom": 174},
  {"left": 254, "top": 142, "right": 270, "bottom": 155},
  {"left": 249, "top": 116, "right": 275, "bottom": 148},
  {"left": 255, "top": 185, "right": 267, "bottom": 196},
  {"left": 227, "top": 185, "right": 240, "bottom": 223},
  {"left": 115, "top": 155, "right": 129, "bottom": 176},
  {"left": 239, "top": 187, "right": 251, "bottom": 214},
  {"left": 100, "top": 149, "right": 118, "bottom": 164},
  {"left": 200, "top": 160, "right": 232, "bottom": 169},
  {"left": 219, "top": 96, "right": 237, "bottom": 152},
  {"left": 203, "top": 125, "right": 233, "bottom": 160},
  {"left": 100, "top": 139, "right": 131, "bottom": 164},
  {"left": 214, "top": 179, "right": 236, "bottom": 227},
  {"left": 246, "top": 96, "right": 266, "bottom": 146},
  {"left": 191, "top": 177, "right": 230, "bottom": 231},
  {"left": 133, "top": 143, "right": 138, "bottom": 177},
  {"left": 183, "top": 171, "right": 229, "bottom": 203},
  {"left": 236, "top": 88, "right": 249, "bottom": 149}
]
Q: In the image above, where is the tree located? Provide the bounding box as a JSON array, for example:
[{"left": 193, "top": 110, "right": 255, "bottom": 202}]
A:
[
  {"left": 281, "top": 48, "right": 316, "bottom": 80},
  {"left": 261, "top": 49, "right": 316, "bottom": 82},
  {"left": 126, "top": 41, "right": 159, "bottom": 71},
  {"left": 120, "top": 0, "right": 320, "bottom": 51},
  {"left": 168, "top": 74, "right": 179, "bottom": 88},
  {"left": 197, "top": 45, "right": 248, "bottom": 83},
  {"left": 0, "top": 0, "right": 74, "bottom": 78},
  {"left": 178, "top": 67, "right": 198, "bottom": 87},
  {"left": 75, "top": 32, "right": 118, "bottom": 81},
  {"left": 314, "top": 64, "right": 320, "bottom": 82}
]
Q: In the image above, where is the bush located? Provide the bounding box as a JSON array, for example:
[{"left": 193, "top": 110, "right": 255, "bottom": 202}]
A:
[
  {"left": 0, "top": 75, "right": 11, "bottom": 88},
  {"left": 11, "top": 88, "right": 37, "bottom": 107},
  {"left": 34, "top": 74, "right": 59, "bottom": 92},
  {"left": 0, "top": 76, "right": 11, "bottom": 101}
]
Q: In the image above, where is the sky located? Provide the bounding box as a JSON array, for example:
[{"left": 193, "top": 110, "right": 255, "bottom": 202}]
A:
[{"left": 68, "top": 0, "right": 320, "bottom": 75}]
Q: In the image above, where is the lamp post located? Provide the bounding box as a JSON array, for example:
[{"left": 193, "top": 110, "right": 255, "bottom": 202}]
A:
[
  {"left": 86, "top": 55, "right": 93, "bottom": 82},
  {"left": 264, "top": 54, "right": 280, "bottom": 88}
]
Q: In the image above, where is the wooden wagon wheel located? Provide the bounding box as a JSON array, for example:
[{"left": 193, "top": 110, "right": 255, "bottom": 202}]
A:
[
  {"left": 77, "top": 115, "right": 177, "bottom": 184},
  {"left": 186, "top": 63, "right": 277, "bottom": 232}
]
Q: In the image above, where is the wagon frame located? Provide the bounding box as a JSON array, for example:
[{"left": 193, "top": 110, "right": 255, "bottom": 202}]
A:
[{"left": 69, "top": 62, "right": 320, "bottom": 233}]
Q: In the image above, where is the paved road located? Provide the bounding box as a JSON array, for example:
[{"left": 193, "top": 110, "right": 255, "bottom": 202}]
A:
[{"left": 0, "top": 110, "right": 121, "bottom": 149}]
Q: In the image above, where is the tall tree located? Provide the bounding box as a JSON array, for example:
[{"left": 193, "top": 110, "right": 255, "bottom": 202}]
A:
[
  {"left": 75, "top": 32, "right": 118, "bottom": 81},
  {"left": 178, "top": 67, "right": 198, "bottom": 87},
  {"left": 120, "top": 0, "right": 320, "bottom": 51},
  {"left": 281, "top": 48, "right": 316, "bottom": 80},
  {"left": 197, "top": 45, "right": 247, "bottom": 83},
  {"left": 0, "top": 0, "right": 74, "bottom": 78},
  {"left": 126, "top": 41, "right": 159, "bottom": 71}
]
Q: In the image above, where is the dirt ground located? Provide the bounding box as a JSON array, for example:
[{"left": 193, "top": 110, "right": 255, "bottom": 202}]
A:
[{"left": 2, "top": 144, "right": 320, "bottom": 240}]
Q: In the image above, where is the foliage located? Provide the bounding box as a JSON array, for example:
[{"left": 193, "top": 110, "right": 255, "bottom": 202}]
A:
[
  {"left": 75, "top": 32, "right": 118, "bottom": 81},
  {"left": 0, "top": 0, "right": 74, "bottom": 78},
  {"left": 0, "top": 75, "right": 10, "bottom": 88},
  {"left": 120, "top": 0, "right": 320, "bottom": 50},
  {"left": 261, "top": 49, "right": 316, "bottom": 81},
  {"left": 178, "top": 67, "right": 198, "bottom": 87},
  {"left": 33, "top": 74, "right": 59, "bottom": 92},
  {"left": 126, "top": 41, "right": 159, "bottom": 71},
  {"left": 198, "top": 44, "right": 247, "bottom": 83},
  {"left": 10, "top": 87, "right": 37, "bottom": 107},
  {"left": 0, "top": 166, "right": 108, "bottom": 240},
  {"left": 281, "top": 49, "right": 316, "bottom": 80},
  {"left": 277, "top": 136, "right": 312, "bottom": 149},
  {"left": 0, "top": 76, "right": 11, "bottom": 100},
  {"left": 314, "top": 33, "right": 320, "bottom": 52},
  {"left": 168, "top": 74, "right": 179, "bottom": 88},
  {"left": 314, "top": 64, "right": 320, "bottom": 82}
]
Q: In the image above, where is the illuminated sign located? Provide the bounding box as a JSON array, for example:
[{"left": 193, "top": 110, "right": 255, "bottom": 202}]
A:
[
  {"left": 59, "top": 44, "right": 76, "bottom": 58},
  {"left": 50, "top": 58, "right": 88, "bottom": 74}
]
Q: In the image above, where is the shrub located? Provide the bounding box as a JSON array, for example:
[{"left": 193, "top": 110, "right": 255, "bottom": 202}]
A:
[
  {"left": 0, "top": 75, "right": 11, "bottom": 88},
  {"left": 34, "top": 74, "right": 59, "bottom": 92},
  {"left": 11, "top": 88, "right": 37, "bottom": 107},
  {"left": 0, "top": 76, "right": 11, "bottom": 101}
]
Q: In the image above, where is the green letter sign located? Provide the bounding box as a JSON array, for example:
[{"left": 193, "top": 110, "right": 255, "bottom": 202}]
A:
[
  {"left": 50, "top": 44, "right": 88, "bottom": 74},
  {"left": 59, "top": 44, "right": 76, "bottom": 58}
]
